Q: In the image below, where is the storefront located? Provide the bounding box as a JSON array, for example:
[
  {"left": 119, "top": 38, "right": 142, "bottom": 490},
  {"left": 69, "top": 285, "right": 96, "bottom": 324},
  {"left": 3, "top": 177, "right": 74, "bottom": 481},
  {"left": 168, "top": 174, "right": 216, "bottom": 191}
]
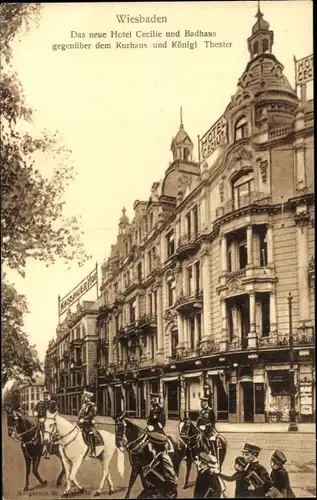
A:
[
  {"left": 266, "top": 367, "right": 292, "bottom": 422},
  {"left": 208, "top": 370, "right": 229, "bottom": 421},
  {"left": 98, "top": 385, "right": 112, "bottom": 416},
  {"left": 124, "top": 381, "right": 137, "bottom": 417},
  {"left": 298, "top": 363, "right": 314, "bottom": 423}
]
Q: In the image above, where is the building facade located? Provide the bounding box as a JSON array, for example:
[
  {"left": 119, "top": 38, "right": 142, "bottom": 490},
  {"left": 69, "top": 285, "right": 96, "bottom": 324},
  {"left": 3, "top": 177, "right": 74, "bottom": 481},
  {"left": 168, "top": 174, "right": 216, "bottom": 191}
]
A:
[
  {"left": 44, "top": 300, "right": 102, "bottom": 415},
  {"left": 45, "top": 9, "right": 315, "bottom": 423},
  {"left": 19, "top": 378, "right": 45, "bottom": 416}
]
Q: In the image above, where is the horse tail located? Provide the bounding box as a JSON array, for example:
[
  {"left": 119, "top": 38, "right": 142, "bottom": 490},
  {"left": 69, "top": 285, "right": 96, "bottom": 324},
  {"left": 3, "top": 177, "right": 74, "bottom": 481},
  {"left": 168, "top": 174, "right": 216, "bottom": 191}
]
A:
[{"left": 116, "top": 446, "right": 125, "bottom": 477}]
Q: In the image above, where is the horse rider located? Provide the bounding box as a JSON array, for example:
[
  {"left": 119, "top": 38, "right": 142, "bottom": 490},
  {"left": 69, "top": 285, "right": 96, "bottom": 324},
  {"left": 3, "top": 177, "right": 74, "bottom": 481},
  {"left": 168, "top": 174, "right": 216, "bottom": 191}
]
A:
[
  {"left": 194, "top": 451, "right": 224, "bottom": 498},
  {"left": 33, "top": 388, "right": 58, "bottom": 459},
  {"left": 241, "top": 443, "right": 274, "bottom": 497},
  {"left": 196, "top": 396, "right": 226, "bottom": 462},
  {"left": 77, "top": 389, "right": 97, "bottom": 458},
  {"left": 146, "top": 392, "right": 166, "bottom": 434},
  {"left": 137, "top": 431, "right": 178, "bottom": 499}
]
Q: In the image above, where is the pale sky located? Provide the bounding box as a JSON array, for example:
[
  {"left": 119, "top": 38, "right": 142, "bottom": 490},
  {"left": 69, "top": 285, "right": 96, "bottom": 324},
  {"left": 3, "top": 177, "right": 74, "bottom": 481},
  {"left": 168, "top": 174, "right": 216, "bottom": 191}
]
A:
[{"left": 6, "top": 1, "right": 313, "bottom": 361}]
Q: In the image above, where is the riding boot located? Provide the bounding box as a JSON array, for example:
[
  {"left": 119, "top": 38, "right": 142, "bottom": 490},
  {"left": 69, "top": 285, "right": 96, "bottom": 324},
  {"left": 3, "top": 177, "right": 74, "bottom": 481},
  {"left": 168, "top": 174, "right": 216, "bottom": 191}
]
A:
[{"left": 89, "top": 434, "right": 96, "bottom": 457}]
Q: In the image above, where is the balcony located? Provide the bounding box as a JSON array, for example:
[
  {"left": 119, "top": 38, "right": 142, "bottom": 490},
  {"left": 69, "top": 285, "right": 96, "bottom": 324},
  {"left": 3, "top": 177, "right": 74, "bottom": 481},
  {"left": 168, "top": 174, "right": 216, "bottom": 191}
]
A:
[
  {"left": 228, "top": 336, "right": 248, "bottom": 351},
  {"left": 137, "top": 314, "right": 157, "bottom": 330},
  {"left": 293, "top": 325, "right": 315, "bottom": 346},
  {"left": 198, "top": 339, "right": 220, "bottom": 356},
  {"left": 174, "top": 291, "right": 203, "bottom": 315},
  {"left": 176, "top": 234, "right": 200, "bottom": 259},
  {"left": 123, "top": 275, "right": 143, "bottom": 296},
  {"left": 217, "top": 192, "right": 271, "bottom": 218}
]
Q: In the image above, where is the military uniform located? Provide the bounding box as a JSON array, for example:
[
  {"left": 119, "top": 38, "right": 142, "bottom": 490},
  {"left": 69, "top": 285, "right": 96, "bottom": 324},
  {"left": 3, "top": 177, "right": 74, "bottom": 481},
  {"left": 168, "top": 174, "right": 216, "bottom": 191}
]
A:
[
  {"left": 219, "top": 457, "right": 249, "bottom": 498},
  {"left": 242, "top": 443, "right": 274, "bottom": 498},
  {"left": 147, "top": 393, "right": 166, "bottom": 433},
  {"left": 78, "top": 391, "right": 97, "bottom": 457},
  {"left": 269, "top": 451, "right": 295, "bottom": 498},
  {"left": 33, "top": 391, "right": 58, "bottom": 459},
  {"left": 137, "top": 432, "right": 178, "bottom": 499},
  {"left": 194, "top": 452, "right": 223, "bottom": 498}
]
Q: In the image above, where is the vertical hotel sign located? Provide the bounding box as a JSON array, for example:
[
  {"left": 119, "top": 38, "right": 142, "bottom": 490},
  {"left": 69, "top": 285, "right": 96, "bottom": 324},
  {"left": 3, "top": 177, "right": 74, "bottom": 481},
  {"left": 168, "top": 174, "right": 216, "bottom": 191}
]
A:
[
  {"left": 200, "top": 115, "right": 228, "bottom": 161},
  {"left": 58, "top": 264, "right": 98, "bottom": 317},
  {"left": 294, "top": 54, "right": 314, "bottom": 86}
]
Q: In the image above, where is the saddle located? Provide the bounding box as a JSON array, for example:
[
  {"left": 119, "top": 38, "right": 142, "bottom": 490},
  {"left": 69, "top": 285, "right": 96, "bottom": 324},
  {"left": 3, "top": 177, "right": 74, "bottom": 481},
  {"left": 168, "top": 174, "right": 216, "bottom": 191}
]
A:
[{"left": 82, "top": 428, "right": 104, "bottom": 447}]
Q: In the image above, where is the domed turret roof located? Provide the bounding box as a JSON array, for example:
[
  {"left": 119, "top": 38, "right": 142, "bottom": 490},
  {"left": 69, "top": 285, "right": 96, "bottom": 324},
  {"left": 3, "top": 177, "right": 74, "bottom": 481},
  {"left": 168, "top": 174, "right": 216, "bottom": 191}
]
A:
[
  {"left": 252, "top": 9, "right": 270, "bottom": 34},
  {"left": 119, "top": 206, "right": 129, "bottom": 225}
]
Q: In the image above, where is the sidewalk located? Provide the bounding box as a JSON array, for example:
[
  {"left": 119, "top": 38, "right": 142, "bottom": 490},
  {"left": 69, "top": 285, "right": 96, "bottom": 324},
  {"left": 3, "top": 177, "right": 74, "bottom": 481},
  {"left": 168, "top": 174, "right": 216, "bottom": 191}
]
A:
[{"left": 60, "top": 414, "right": 315, "bottom": 434}]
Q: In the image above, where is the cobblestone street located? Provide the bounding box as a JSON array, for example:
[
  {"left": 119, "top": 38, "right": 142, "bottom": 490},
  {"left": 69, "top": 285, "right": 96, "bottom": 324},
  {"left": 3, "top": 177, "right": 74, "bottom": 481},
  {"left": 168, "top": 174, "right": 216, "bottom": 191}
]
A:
[{"left": 3, "top": 419, "right": 315, "bottom": 499}]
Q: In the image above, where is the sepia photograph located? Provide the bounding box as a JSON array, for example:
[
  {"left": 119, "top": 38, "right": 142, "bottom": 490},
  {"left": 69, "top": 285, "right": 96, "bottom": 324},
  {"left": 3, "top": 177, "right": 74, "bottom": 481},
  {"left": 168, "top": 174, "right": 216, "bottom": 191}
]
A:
[{"left": 1, "top": 1, "right": 314, "bottom": 499}]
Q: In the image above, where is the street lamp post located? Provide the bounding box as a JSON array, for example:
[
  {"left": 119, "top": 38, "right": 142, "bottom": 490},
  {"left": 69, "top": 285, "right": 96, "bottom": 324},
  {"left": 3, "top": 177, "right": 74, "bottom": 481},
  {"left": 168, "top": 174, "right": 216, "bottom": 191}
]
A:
[{"left": 288, "top": 293, "right": 298, "bottom": 432}]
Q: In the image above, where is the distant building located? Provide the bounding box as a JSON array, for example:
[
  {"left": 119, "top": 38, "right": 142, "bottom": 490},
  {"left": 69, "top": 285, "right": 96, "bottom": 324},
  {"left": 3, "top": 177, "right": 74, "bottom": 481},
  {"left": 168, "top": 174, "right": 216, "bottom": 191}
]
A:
[{"left": 19, "top": 376, "right": 45, "bottom": 416}]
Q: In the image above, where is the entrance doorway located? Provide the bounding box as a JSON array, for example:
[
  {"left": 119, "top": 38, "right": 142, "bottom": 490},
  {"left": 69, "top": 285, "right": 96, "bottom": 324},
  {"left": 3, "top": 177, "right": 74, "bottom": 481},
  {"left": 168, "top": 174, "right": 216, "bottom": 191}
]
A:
[
  {"left": 139, "top": 380, "right": 146, "bottom": 418},
  {"left": 242, "top": 382, "right": 254, "bottom": 422},
  {"left": 167, "top": 380, "right": 179, "bottom": 419}
]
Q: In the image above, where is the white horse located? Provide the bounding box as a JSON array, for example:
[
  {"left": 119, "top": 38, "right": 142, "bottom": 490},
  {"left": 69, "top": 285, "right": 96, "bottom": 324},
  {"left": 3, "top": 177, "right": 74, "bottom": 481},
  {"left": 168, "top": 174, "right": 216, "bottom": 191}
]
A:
[{"left": 43, "top": 411, "right": 125, "bottom": 497}]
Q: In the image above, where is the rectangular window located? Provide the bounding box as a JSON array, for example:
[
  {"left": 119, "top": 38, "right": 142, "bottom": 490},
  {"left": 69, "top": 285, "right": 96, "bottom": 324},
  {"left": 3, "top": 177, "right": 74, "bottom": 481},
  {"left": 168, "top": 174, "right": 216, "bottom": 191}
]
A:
[
  {"left": 195, "top": 261, "right": 201, "bottom": 293},
  {"left": 150, "top": 335, "right": 155, "bottom": 360},
  {"left": 167, "top": 280, "right": 175, "bottom": 307},
  {"left": 227, "top": 306, "right": 233, "bottom": 341},
  {"left": 129, "top": 299, "right": 136, "bottom": 323},
  {"left": 259, "top": 227, "right": 268, "bottom": 267},
  {"left": 227, "top": 249, "right": 232, "bottom": 272},
  {"left": 189, "top": 317, "right": 195, "bottom": 349},
  {"left": 239, "top": 242, "right": 248, "bottom": 269},
  {"left": 137, "top": 262, "right": 142, "bottom": 282},
  {"left": 193, "top": 205, "right": 199, "bottom": 235},
  {"left": 166, "top": 230, "right": 175, "bottom": 258},
  {"left": 197, "top": 314, "right": 202, "bottom": 343},
  {"left": 148, "top": 250, "right": 152, "bottom": 273},
  {"left": 153, "top": 290, "right": 157, "bottom": 315},
  {"left": 187, "top": 266, "right": 193, "bottom": 295},
  {"left": 261, "top": 293, "right": 270, "bottom": 337},
  {"left": 186, "top": 212, "right": 191, "bottom": 238}
]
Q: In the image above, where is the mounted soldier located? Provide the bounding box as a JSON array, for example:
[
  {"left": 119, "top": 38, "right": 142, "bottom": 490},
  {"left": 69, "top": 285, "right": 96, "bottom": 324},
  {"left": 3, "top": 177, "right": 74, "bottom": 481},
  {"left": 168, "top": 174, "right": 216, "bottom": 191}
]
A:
[
  {"left": 33, "top": 388, "right": 58, "bottom": 459},
  {"left": 146, "top": 393, "right": 166, "bottom": 434},
  {"left": 196, "top": 396, "right": 226, "bottom": 463},
  {"left": 77, "top": 389, "right": 97, "bottom": 458},
  {"left": 137, "top": 431, "right": 178, "bottom": 499}
]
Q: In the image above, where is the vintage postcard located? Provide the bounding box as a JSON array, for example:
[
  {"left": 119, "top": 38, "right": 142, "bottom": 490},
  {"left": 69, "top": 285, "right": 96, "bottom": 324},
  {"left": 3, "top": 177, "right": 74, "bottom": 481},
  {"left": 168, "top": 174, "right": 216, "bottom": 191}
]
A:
[{"left": 1, "top": 1, "right": 314, "bottom": 499}]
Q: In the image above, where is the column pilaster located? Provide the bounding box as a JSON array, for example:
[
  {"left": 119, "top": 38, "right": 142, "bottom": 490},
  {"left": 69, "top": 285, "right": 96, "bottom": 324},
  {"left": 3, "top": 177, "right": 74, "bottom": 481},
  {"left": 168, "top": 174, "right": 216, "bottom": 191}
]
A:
[
  {"left": 221, "top": 233, "right": 227, "bottom": 273},
  {"left": 247, "top": 225, "right": 253, "bottom": 266}
]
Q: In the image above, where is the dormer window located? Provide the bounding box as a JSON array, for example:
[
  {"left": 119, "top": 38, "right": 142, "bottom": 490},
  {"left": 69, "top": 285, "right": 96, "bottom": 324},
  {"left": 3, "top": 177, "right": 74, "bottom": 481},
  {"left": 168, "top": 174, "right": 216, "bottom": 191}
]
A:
[{"left": 234, "top": 116, "right": 249, "bottom": 141}]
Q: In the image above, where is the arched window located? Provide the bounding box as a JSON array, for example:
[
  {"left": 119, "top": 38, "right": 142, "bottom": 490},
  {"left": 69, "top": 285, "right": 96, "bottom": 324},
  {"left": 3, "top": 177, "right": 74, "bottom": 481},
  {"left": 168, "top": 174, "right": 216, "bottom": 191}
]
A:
[
  {"left": 262, "top": 39, "right": 269, "bottom": 53},
  {"left": 183, "top": 147, "right": 190, "bottom": 161},
  {"left": 252, "top": 41, "right": 259, "bottom": 57},
  {"left": 171, "top": 328, "right": 178, "bottom": 358},
  {"left": 234, "top": 116, "right": 249, "bottom": 141},
  {"left": 232, "top": 170, "right": 254, "bottom": 210}
]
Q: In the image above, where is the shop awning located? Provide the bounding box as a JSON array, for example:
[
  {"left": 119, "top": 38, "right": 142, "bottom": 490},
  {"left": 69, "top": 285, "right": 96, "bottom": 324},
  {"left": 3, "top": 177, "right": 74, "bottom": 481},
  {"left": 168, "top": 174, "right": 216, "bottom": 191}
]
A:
[
  {"left": 162, "top": 376, "right": 179, "bottom": 382},
  {"left": 183, "top": 371, "right": 203, "bottom": 379}
]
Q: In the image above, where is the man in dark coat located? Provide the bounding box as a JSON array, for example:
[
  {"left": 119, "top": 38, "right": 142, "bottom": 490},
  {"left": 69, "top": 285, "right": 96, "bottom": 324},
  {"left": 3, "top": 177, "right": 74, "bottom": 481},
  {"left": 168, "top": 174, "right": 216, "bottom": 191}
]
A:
[
  {"left": 147, "top": 393, "right": 166, "bottom": 433},
  {"left": 219, "top": 456, "right": 249, "bottom": 498},
  {"left": 77, "top": 389, "right": 97, "bottom": 457},
  {"left": 194, "top": 451, "right": 224, "bottom": 498},
  {"left": 137, "top": 431, "right": 178, "bottom": 499},
  {"left": 269, "top": 451, "right": 295, "bottom": 498},
  {"left": 33, "top": 389, "right": 58, "bottom": 459},
  {"left": 241, "top": 443, "right": 274, "bottom": 497}
]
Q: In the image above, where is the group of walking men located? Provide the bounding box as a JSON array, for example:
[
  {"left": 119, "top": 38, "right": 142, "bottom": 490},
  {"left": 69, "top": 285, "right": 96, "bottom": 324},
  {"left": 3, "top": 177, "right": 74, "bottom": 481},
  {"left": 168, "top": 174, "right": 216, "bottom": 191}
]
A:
[{"left": 32, "top": 389, "right": 295, "bottom": 498}]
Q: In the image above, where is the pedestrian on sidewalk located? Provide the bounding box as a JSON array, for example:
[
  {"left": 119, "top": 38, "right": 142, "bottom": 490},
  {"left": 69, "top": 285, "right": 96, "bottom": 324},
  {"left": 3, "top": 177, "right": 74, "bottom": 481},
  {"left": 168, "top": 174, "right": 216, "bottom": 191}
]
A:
[
  {"left": 269, "top": 451, "right": 295, "bottom": 498},
  {"left": 219, "top": 456, "right": 249, "bottom": 498}
]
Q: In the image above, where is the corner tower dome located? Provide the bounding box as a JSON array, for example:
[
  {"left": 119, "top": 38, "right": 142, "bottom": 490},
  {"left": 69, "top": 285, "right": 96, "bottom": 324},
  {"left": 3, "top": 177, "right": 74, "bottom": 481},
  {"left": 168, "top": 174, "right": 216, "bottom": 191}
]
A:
[
  {"left": 170, "top": 107, "right": 193, "bottom": 162},
  {"left": 248, "top": 3, "right": 274, "bottom": 59}
]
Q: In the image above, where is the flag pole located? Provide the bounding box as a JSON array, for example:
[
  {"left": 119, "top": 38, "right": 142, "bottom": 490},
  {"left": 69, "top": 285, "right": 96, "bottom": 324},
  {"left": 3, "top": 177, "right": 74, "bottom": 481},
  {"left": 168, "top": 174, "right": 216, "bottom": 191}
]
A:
[
  {"left": 293, "top": 55, "right": 297, "bottom": 96},
  {"left": 58, "top": 295, "right": 61, "bottom": 324}
]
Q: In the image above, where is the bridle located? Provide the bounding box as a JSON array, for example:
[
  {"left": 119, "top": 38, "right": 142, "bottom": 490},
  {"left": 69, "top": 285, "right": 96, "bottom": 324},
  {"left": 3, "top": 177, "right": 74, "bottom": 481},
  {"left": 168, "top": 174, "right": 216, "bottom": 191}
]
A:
[
  {"left": 179, "top": 420, "right": 202, "bottom": 450},
  {"left": 115, "top": 418, "right": 147, "bottom": 454},
  {"left": 43, "top": 416, "right": 80, "bottom": 447}
]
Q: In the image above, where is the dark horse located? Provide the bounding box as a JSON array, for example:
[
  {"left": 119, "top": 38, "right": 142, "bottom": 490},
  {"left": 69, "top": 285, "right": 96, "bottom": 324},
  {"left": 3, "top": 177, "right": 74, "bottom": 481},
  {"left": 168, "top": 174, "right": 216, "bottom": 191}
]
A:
[
  {"left": 5, "top": 407, "right": 65, "bottom": 491},
  {"left": 179, "top": 417, "right": 227, "bottom": 489},
  {"left": 114, "top": 413, "right": 188, "bottom": 499}
]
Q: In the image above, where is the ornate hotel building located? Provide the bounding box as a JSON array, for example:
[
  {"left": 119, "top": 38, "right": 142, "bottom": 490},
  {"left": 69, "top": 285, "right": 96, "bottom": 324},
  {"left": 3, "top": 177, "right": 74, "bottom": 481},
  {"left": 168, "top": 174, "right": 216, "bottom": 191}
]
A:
[{"left": 45, "top": 10, "right": 314, "bottom": 423}]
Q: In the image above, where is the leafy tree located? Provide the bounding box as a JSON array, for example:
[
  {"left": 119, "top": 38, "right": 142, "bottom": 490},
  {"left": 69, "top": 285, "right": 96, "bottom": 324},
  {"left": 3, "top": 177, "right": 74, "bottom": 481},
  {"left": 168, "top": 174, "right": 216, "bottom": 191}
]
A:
[
  {"left": 1, "top": 3, "right": 91, "bottom": 277},
  {"left": 1, "top": 278, "right": 42, "bottom": 387},
  {"left": 1, "top": 4, "right": 90, "bottom": 385}
]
